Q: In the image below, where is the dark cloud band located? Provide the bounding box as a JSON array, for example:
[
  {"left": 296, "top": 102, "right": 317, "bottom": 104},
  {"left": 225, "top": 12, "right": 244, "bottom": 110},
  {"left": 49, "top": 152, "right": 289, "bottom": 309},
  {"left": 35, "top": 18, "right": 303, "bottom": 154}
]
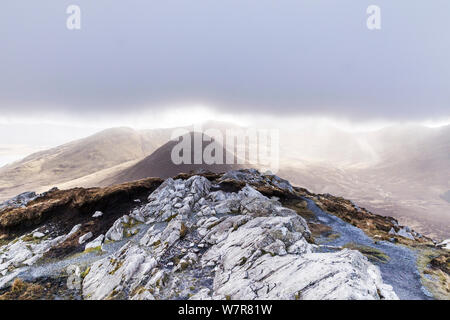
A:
[{"left": 1, "top": 1, "right": 449, "bottom": 121}]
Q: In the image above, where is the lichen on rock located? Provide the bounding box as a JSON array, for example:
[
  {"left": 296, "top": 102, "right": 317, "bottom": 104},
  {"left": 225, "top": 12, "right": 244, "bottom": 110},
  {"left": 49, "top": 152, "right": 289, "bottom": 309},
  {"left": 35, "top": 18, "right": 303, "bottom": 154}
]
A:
[{"left": 80, "top": 172, "right": 398, "bottom": 300}]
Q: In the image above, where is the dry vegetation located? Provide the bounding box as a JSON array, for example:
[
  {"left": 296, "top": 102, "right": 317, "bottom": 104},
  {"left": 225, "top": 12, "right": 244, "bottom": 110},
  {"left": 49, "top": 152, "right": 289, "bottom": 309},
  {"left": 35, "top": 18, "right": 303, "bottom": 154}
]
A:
[
  {"left": 0, "top": 279, "right": 53, "bottom": 300},
  {"left": 0, "top": 178, "right": 163, "bottom": 242}
]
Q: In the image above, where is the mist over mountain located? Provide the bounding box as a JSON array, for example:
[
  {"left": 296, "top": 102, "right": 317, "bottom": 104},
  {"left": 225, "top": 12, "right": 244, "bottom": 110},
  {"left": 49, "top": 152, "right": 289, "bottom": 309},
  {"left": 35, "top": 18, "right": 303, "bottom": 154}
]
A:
[
  {"left": 279, "top": 124, "right": 450, "bottom": 239},
  {"left": 0, "top": 127, "right": 166, "bottom": 200},
  {"left": 0, "top": 123, "right": 241, "bottom": 200},
  {"left": 0, "top": 122, "right": 448, "bottom": 239},
  {"left": 101, "top": 132, "right": 241, "bottom": 185}
]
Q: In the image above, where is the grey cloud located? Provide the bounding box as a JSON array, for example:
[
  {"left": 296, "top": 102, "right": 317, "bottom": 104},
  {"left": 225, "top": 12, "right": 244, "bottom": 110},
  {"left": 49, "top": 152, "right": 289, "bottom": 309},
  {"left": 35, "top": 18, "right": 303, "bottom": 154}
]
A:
[{"left": 0, "top": 0, "right": 449, "bottom": 121}]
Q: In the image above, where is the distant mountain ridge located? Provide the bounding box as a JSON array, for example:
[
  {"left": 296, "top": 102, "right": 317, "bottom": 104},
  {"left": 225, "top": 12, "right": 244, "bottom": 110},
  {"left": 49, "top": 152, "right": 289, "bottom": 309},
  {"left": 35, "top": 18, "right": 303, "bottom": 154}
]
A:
[
  {"left": 0, "top": 122, "right": 244, "bottom": 200},
  {"left": 0, "top": 127, "right": 167, "bottom": 200},
  {"left": 0, "top": 122, "right": 448, "bottom": 239},
  {"left": 101, "top": 132, "right": 242, "bottom": 185}
]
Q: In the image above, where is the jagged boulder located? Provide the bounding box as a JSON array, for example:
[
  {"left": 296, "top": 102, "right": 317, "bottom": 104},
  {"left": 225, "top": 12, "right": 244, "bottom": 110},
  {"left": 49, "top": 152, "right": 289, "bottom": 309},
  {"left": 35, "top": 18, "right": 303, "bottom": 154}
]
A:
[
  {"left": 82, "top": 174, "right": 397, "bottom": 300},
  {"left": 437, "top": 239, "right": 450, "bottom": 250},
  {"left": 0, "top": 192, "right": 38, "bottom": 211},
  {"left": 0, "top": 224, "right": 82, "bottom": 289},
  {"left": 0, "top": 170, "right": 408, "bottom": 300}
]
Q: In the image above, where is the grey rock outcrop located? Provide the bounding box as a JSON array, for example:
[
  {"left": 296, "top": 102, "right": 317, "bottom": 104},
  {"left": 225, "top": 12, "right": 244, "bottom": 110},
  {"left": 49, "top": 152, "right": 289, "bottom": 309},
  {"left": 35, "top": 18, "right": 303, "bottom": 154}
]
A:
[
  {"left": 0, "top": 224, "right": 84, "bottom": 288},
  {"left": 81, "top": 174, "right": 397, "bottom": 300},
  {"left": 79, "top": 232, "right": 93, "bottom": 245},
  {"left": 85, "top": 235, "right": 105, "bottom": 251},
  {"left": 0, "top": 170, "right": 401, "bottom": 299},
  {"left": 92, "top": 211, "right": 103, "bottom": 218},
  {"left": 0, "top": 192, "right": 38, "bottom": 212}
]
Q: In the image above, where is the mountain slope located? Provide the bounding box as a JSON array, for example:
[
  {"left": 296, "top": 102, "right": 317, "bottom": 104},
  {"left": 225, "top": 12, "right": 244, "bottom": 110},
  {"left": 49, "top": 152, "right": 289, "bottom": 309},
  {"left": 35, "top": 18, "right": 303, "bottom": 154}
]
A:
[
  {"left": 279, "top": 124, "right": 450, "bottom": 239},
  {"left": 0, "top": 123, "right": 241, "bottom": 201},
  {"left": 102, "top": 132, "right": 242, "bottom": 185},
  {"left": 0, "top": 127, "right": 168, "bottom": 201},
  {"left": 0, "top": 123, "right": 448, "bottom": 241}
]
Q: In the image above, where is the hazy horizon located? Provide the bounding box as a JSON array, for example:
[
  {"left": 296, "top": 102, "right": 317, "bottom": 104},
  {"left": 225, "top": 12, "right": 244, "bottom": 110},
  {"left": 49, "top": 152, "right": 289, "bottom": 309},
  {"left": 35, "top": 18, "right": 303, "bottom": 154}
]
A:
[
  {"left": 2, "top": 1, "right": 449, "bottom": 166},
  {"left": 1, "top": 116, "right": 449, "bottom": 168}
]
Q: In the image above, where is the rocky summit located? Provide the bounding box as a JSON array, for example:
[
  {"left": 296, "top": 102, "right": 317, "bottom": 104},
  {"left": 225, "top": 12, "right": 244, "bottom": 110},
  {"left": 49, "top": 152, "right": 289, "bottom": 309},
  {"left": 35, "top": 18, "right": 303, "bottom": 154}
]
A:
[{"left": 0, "top": 170, "right": 448, "bottom": 300}]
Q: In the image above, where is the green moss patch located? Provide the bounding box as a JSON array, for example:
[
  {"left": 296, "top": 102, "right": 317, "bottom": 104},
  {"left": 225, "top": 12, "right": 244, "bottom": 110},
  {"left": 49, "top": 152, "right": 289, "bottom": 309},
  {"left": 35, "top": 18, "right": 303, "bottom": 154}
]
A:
[
  {"left": 343, "top": 243, "right": 390, "bottom": 263},
  {"left": 108, "top": 258, "right": 124, "bottom": 275},
  {"left": 84, "top": 246, "right": 102, "bottom": 255},
  {"left": 283, "top": 200, "right": 316, "bottom": 220},
  {"left": 81, "top": 266, "right": 91, "bottom": 279},
  {"left": 416, "top": 248, "right": 450, "bottom": 300},
  {"left": 22, "top": 233, "right": 47, "bottom": 244}
]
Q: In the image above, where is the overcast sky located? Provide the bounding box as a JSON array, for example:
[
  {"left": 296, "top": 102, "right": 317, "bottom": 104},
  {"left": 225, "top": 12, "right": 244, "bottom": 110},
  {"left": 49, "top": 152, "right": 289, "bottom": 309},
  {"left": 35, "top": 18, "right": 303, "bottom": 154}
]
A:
[{"left": 1, "top": 0, "right": 449, "bottom": 124}]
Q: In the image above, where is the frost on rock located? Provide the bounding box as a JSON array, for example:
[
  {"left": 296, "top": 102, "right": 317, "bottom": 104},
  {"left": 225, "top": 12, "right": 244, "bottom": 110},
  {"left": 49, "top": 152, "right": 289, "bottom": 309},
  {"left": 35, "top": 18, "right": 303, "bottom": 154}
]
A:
[{"left": 82, "top": 174, "right": 398, "bottom": 300}]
